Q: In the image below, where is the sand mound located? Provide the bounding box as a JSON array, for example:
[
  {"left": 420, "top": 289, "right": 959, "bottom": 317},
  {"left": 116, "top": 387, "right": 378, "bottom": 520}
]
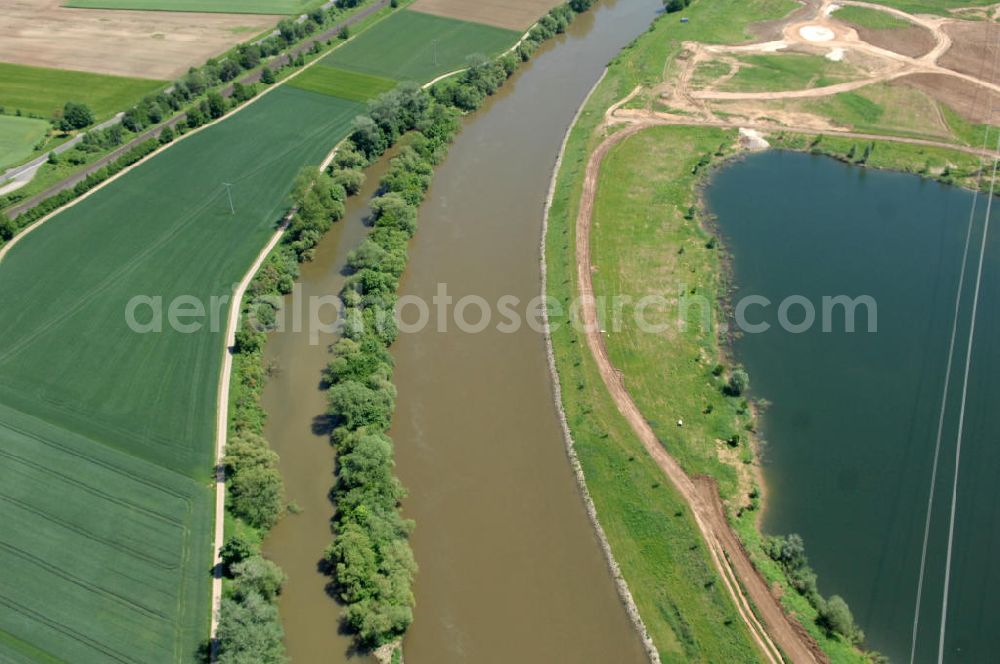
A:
[{"left": 800, "top": 25, "right": 835, "bottom": 42}]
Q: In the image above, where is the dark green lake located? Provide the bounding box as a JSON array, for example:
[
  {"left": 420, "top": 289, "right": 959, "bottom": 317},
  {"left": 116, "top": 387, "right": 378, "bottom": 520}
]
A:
[{"left": 707, "top": 150, "right": 999, "bottom": 662}]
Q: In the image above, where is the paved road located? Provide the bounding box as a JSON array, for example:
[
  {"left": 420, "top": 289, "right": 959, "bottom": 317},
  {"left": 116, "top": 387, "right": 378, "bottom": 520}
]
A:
[
  {"left": 0, "top": 112, "right": 124, "bottom": 196},
  {"left": 4, "top": 0, "right": 389, "bottom": 219}
]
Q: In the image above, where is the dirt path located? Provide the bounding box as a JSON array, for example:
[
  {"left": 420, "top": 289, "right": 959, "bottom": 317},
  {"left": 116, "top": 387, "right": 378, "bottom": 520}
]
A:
[
  {"left": 209, "top": 219, "right": 288, "bottom": 641},
  {"left": 574, "top": 120, "right": 827, "bottom": 664}
]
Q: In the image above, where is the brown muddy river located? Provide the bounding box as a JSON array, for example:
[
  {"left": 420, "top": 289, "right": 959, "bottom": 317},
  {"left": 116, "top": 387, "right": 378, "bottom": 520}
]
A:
[{"left": 262, "top": 0, "right": 664, "bottom": 661}]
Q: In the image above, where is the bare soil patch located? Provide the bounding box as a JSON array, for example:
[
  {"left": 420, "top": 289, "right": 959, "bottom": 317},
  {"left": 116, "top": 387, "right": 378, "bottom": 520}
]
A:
[
  {"left": 749, "top": 0, "right": 821, "bottom": 41},
  {"left": 0, "top": 0, "right": 279, "bottom": 80},
  {"left": 408, "top": 0, "right": 558, "bottom": 30},
  {"left": 842, "top": 22, "right": 936, "bottom": 58},
  {"left": 939, "top": 21, "right": 1000, "bottom": 87},
  {"left": 896, "top": 72, "right": 1000, "bottom": 123}
]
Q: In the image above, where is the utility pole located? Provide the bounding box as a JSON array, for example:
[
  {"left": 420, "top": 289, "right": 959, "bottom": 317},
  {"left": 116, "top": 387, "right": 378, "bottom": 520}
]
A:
[
  {"left": 223, "top": 182, "right": 235, "bottom": 215},
  {"left": 432, "top": 39, "right": 438, "bottom": 67}
]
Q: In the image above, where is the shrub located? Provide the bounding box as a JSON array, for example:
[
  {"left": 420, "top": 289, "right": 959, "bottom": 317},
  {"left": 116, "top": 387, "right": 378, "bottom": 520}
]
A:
[
  {"left": 216, "top": 592, "right": 286, "bottom": 664},
  {"left": 59, "top": 101, "right": 94, "bottom": 131},
  {"left": 232, "top": 555, "right": 287, "bottom": 601},
  {"left": 818, "top": 595, "right": 864, "bottom": 644},
  {"left": 220, "top": 534, "right": 255, "bottom": 577},
  {"left": 726, "top": 367, "right": 750, "bottom": 396},
  {"left": 224, "top": 433, "right": 285, "bottom": 530},
  {"left": 158, "top": 125, "right": 175, "bottom": 144}
]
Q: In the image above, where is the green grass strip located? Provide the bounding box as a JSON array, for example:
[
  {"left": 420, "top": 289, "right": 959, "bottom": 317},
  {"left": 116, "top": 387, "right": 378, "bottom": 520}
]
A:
[
  {"left": 833, "top": 5, "right": 911, "bottom": 29},
  {"left": 287, "top": 66, "right": 397, "bottom": 102}
]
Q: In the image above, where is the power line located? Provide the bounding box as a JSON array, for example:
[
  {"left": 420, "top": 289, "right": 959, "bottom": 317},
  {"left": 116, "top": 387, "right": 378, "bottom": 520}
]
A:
[
  {"left": 909, "top": 119, "right": 993, "bottom": 664},
  {"left": 936, "top": 133, "right": 1000, "bottom": 664},
  {"left": 909, "top": 21, "right": 1000, "bottom": 662}
]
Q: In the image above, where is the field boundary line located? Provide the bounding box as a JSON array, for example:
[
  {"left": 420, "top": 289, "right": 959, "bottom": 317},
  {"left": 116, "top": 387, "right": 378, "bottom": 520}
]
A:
[{"left": 208, "top": 219, "right": 287, "bottom": 640}]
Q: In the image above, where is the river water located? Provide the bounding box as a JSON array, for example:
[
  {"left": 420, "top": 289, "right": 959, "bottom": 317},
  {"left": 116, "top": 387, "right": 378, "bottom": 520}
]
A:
[
  {"left": 262, "top": 0, "right": 664, "bottom": 661},
  {"left": 708, "top": 150, "right": 999, "bottom": 662}
]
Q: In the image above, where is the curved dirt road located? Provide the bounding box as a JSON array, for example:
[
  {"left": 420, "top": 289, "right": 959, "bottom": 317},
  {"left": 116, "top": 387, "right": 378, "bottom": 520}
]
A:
[
  {"left": 571, "top": 110, "right": 999, "bottom": 664},
  {"left": 574, "top": 120, "right": 828, "bottom": 664}
]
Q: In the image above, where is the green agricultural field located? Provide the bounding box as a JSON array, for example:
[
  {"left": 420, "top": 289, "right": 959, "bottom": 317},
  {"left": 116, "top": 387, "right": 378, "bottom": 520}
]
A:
[
  {"left": 0, "top": 84, "right": 362, "bottom": 663},
  {"left": 0, "top": 401, "right": 213, "bottom": 664},
  {"left": 321, "top": 9, "right": 520, "bottom": 82},
  {"left": 64, "top": 0, "right": 314, "bottom": 13},
  {"left": 0, "top": 115, "right": 48, "bottom": 170},
  {"left": 288, "top": 66, "right": 397, "bottom": 102},
  {"left": 0, "top": 62, "right": 164, "bottom": 122}
]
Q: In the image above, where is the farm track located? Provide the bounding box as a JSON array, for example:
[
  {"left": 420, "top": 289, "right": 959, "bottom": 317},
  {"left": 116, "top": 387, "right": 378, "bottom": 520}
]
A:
[
  {"left": 575, "top": 119, "right": 826, "bottom": 664},
  {"left": 570, "top": 1, "right": 1000, "bottom": 662}
]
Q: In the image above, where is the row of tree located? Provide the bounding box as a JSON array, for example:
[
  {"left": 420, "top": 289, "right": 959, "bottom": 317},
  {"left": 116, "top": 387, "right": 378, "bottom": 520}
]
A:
[
  {"left": 319, "top": 92, "right": 456, "bottom": 650},
  {"left": 318, "top": 0, "right": 599, "bottom": 651},
  {"left": 213, "top": 132, "right": 362, "bottom": 663},
  {"left": 219, "top": 1, "right": 600, "bottom": 657},
  {"left": 764, "top": 534, "right": 867, "bottom": 646},
  {"left": 215, "top": 273, "right": 294, "bottom": 662}
]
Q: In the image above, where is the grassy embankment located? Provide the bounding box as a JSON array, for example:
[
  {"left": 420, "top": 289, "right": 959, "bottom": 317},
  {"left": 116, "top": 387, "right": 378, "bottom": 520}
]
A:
[
  {"left": 548, "top": 1, "right": 998, "bottom": 663},
  {"left": 771, "top": 132, "right": 995, "bottom": 190}
]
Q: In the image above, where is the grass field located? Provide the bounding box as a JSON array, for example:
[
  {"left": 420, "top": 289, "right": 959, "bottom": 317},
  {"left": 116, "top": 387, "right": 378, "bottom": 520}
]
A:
[
  {"left": 0, "top": 84, "right": 362, "bottom": 663},
  {"left": 0, "top": 115, "right": 48, "bottom": 170},
  {"left": 802, "top": 84, "right": 957, "bottom": 140},
  {"left": 287, "top": 66, "right": 397, "bottom": 101},
  {"left": 64, "top": 0, "right": 312, "bottom": 13},
  {"left": 321, "top": 9, "right": 520, "bottom": 82},
  {"left": 0, "top": 62, "right": 163, "bottom": 122},
  {"left": 720, "top": 54, "right": 861, "bottom": 93},
  {"left": 832, "top": 5, "right": 912, "bottom": 29}
]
